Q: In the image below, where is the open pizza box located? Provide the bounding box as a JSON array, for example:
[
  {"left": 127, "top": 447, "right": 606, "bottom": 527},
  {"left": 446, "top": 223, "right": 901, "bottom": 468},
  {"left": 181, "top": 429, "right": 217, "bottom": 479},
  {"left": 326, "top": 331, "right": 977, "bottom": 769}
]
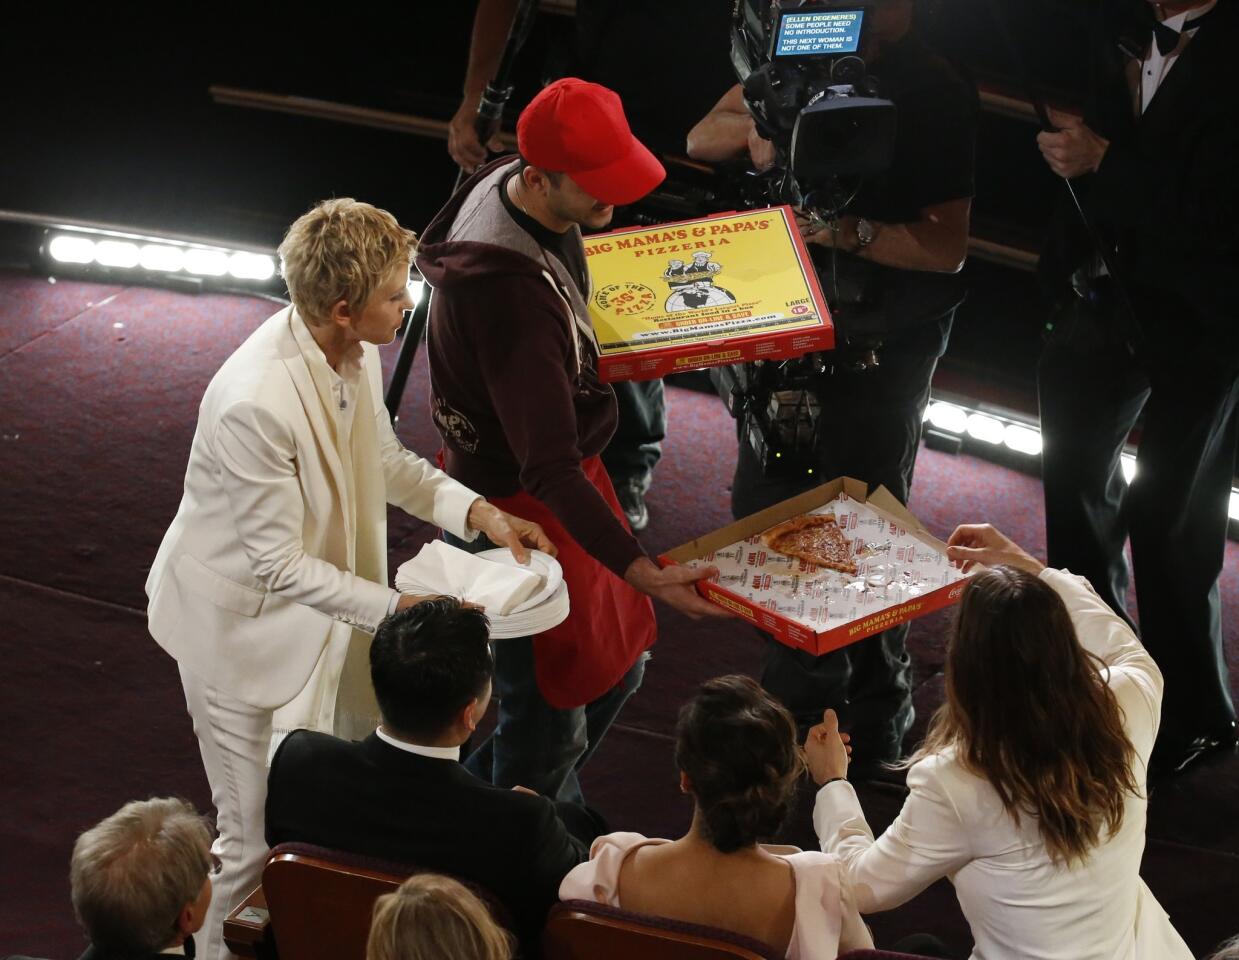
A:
[{"left": 660, "top": 477, "right": 969, "bottom": 656}]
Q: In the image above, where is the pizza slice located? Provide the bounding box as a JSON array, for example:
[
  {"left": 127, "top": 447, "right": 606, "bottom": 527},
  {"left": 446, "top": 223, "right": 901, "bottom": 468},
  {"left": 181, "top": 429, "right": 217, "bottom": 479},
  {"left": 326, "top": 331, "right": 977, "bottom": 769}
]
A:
[{"left": 760, "top": 513, "right": 858, "bottom": 575}]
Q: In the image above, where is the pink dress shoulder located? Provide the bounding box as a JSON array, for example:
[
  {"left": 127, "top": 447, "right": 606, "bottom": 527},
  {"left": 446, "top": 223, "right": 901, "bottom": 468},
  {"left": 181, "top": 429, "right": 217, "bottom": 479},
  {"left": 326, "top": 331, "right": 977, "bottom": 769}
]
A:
[{"left": 559, "top": 832, "right": 873, "bottom": 959}]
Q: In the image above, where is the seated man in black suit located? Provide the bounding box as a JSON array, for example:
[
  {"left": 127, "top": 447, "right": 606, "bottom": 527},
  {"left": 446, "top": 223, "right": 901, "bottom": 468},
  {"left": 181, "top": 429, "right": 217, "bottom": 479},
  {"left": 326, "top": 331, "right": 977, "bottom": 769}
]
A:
[
  {"left": 265, "top": 597, "right": 605, "bottom": 949},
  {"left": 63, "top": 797, "right": 214, "bottom": 960}
]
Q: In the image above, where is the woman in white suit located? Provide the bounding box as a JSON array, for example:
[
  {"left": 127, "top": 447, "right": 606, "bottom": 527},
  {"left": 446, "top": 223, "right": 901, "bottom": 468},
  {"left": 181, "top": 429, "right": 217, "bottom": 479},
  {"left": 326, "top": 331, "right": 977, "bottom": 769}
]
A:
[
  {"left": 145, "top": 199, "right": 551, "bottom": 960},
  {"left": 806, "top": 524, "right": 1192, "bottom": 960}
]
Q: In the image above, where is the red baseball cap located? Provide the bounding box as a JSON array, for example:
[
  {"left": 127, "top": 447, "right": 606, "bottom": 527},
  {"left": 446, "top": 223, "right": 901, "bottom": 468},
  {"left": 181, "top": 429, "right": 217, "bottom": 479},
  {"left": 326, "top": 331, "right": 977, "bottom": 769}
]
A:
[{"left": 516, "top": 78, "right": 666, "bottom": 207}]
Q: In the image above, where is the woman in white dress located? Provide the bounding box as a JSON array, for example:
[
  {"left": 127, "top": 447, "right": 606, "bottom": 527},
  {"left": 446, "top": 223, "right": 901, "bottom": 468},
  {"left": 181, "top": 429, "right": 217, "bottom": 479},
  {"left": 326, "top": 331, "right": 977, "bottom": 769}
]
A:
[
  {"left": 808, "top": 524, "right": 1193, "bottom": 960},
  {"left": 560, "top": 675, "right": 872, "bottom": 959}
]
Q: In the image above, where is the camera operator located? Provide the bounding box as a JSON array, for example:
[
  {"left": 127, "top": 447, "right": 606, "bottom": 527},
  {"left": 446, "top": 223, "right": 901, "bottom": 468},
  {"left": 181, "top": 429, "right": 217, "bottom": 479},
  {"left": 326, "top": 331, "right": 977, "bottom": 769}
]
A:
[
  {"left": 1035, "top": 0, "right": 1238, "bottom": 775},
  {"left": 687, "top": 0, "right": 977, "bottom": 769}
]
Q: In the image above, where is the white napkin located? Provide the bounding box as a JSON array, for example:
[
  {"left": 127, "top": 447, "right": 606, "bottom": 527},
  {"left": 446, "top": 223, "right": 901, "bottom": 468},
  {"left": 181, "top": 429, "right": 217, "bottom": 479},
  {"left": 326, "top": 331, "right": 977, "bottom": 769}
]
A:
[{"left": 395, "top": 540, "right": 545, "bottom": 615}]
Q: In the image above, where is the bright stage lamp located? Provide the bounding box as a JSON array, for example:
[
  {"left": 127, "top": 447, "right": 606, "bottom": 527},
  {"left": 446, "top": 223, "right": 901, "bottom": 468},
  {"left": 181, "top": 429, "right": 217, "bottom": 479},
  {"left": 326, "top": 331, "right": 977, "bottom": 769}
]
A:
[
  {"left": 966, "top": 413, "right": 1005, "bottom": 444},
  {"left": 229, "top": 252, "right": 275, "bottom": 281},
  {"left": 1120, "top": 455, "right": 1136, "bottom": 482},
  {"left": 94, "top": 240, "right": 142, "bottom": 269},
  {"left": 927, "top": 402, "right": 968, "bottom": 434},
  {"left": 139, "top": 245, "right": 185, "bottom": 272},
  {"left": 184, "top": 249, "right": 230, "bottom": 276},
  {"left": 48, "top": 234, "right": 96, "bottom": 264},
  {"left": 1003, "top": 423, "right": 1042, "bottom": 456},
  {"left": 407, "top": 279, "right": 425, "bottom": 303}
]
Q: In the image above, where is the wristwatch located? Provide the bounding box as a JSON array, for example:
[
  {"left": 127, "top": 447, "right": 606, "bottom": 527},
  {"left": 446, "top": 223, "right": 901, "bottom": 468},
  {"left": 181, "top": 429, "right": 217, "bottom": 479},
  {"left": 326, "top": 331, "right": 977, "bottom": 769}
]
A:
[{"left": 856, "top": 217, "right": 877, "bottom": 248}]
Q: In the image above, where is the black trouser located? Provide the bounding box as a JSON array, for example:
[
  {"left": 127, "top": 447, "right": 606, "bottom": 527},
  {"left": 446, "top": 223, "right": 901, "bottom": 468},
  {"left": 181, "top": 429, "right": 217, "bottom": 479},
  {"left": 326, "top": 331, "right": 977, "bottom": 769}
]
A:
[
  {"left": 602, "top": 378, "right": 666, "bottom": 493},
  {"left": 1039, "top": 296, "right": 1239, "bottom": 749},
  {"left": 731, "top": 323, "right": 949, "bottom": 761}
]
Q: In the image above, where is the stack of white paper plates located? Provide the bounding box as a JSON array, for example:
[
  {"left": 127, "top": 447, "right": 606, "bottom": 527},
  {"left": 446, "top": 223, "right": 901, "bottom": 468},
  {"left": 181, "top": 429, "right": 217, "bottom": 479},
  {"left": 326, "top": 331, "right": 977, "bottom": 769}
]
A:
[{"left": 472, "top": 549, "right": 570, "bottom": 639}]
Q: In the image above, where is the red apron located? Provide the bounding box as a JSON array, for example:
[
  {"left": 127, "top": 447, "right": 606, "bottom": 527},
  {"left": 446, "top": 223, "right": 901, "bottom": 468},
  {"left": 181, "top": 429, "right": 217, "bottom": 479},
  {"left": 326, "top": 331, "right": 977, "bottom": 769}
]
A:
[{"left": 487, "top": 456, "right": 657, "bottom": 709}]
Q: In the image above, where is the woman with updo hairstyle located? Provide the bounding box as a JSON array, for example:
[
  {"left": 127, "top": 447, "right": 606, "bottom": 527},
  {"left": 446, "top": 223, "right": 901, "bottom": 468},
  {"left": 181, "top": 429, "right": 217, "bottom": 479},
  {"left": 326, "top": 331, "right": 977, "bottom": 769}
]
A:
[{"left": 560, "top": 675, "right": 872, "bottom": 958}]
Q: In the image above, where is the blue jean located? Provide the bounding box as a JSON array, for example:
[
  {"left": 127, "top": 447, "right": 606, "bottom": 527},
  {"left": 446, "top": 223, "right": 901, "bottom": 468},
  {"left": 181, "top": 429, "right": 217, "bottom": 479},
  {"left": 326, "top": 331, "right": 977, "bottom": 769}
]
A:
[
  {"left": 445, "top": 532, "right": 648, "bottom": 803},
  {"left": 466, "top": 638, "right": 648, "bottom": 804},
  {"left": 730, "top": 328, "right": 947, "bottom": 762}
]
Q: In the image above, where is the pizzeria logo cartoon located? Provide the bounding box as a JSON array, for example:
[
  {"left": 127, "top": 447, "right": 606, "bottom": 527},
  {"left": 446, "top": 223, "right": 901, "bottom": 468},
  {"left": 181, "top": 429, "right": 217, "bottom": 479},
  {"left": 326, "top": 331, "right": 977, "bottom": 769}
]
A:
[
  {"left": 594, "top": 281, "right": 657, "bottom": 316},
  {"left": 662, "top": 251, "right": 737, "bottom": 312}
]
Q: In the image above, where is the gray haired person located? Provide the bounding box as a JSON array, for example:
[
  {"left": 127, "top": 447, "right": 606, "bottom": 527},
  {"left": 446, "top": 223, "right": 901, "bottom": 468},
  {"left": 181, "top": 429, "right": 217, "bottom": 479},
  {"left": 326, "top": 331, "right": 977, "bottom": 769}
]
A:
[{"left": 68, "top": 798, "right": 215, "bottom": 960}]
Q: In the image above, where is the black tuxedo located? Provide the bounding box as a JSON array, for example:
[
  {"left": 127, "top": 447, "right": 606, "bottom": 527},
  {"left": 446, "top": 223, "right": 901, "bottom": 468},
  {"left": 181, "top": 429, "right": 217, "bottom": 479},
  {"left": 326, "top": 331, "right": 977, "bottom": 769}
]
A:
[
  {"left": 1038, "top": 0, "right": 1238, "bottom": 754},
  {"left": 67, "top": 934, "right": 194, "bottom": 960},
  {"left": 265, "top": 731, "right": 603, "bottom": 948}
]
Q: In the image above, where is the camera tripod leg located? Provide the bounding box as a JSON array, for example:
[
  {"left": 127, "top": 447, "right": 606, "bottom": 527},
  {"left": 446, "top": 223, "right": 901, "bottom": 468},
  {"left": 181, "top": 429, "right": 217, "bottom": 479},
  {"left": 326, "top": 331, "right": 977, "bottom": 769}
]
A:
[{"left": 384, "top": 290, "right": 431, "bottom": 422}]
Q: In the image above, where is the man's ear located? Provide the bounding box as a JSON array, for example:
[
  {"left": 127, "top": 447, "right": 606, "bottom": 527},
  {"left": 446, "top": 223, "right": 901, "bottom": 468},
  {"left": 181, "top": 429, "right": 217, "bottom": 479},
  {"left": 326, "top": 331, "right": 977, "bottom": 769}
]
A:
[
  {"left": 178, "top": 881, "right": 210, "bottom": 938},
  {"left": 523, "top": 165, "right": 551, "bottom": 195},
  {"left": 461, "top": 696, "right": 482, "bottom": 734},
  {"left": 679, "top": 771, "right": 693, "bottom": 795},
  {"left": 328, "top": 297, "right": 354, "bottom": 330}
]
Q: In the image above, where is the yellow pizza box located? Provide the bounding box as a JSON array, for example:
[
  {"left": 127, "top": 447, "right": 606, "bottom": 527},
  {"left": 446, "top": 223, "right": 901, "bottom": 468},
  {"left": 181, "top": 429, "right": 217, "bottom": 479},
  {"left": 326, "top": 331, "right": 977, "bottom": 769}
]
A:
[
  {"left": 585, "top": 206, "right": 834, "bottom": 382},
  {"left": 660, "top": 477, "right": 968, "bottom": 656}
]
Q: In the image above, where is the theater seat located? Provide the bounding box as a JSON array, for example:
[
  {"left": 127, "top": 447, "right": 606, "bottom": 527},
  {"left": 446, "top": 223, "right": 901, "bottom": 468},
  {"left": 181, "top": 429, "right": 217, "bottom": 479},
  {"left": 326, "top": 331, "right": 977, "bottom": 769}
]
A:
[
  {"left": 252, "top": 842, "right": 511, "bottom": 960},
  {"left": 543, "top": 900, "right": 784, "bottom": 960},
  {"left": 261, "top": 843, "right": 407, "bottom": 960}
]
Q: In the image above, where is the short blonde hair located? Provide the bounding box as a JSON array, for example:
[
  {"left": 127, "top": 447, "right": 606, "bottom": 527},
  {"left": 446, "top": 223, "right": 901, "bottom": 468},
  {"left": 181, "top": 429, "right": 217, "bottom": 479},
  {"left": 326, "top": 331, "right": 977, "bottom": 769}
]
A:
[
  {"left": 278, "top": 198, "right": 416, "bottom": 324},
  {"left": 366, "top": 874, "right": 513, "bottom": 960},
  {"left": 70, "top": 797, "right": 213, "bottom": 955}
]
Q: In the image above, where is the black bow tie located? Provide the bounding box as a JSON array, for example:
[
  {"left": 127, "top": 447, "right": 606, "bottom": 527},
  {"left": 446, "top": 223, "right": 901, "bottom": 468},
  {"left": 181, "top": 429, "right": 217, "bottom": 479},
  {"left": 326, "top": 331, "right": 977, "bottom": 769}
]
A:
[
  {"left": 1150, "top": 19, "right": 1181, "bottom": 55},
  {"left": 1150, "top": 5, "right": 1216, "bottom": 56}
]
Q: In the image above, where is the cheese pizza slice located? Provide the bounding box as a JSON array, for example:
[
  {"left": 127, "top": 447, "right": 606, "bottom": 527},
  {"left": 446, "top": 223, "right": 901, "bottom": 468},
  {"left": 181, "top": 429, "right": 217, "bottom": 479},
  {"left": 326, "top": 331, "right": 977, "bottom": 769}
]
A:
[{"left": 760, "top": 513, "right": 858, "bottom": 575}]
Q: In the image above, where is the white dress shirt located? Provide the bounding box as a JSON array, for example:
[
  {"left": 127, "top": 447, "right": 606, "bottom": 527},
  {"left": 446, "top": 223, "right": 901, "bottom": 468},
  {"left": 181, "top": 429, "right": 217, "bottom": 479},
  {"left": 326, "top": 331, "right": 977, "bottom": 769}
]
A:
[
  {"left": 375, "top": 726, "right": 461, "bottom": 761},
  {"left": 1140, "top": 0, "right": 1216, "bottom": 112}
]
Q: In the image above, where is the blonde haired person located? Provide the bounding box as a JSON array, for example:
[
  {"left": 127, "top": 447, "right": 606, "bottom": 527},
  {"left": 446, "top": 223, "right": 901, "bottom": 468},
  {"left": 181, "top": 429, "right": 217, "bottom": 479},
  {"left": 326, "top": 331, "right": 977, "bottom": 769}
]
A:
[
  {"left": 808, "top": 524, "right": 1192, "bottom": 960},
  {"left": 146, "top": 199, "right": 552, "bottom": 960},
  {"left": 367, "top": 874, "right": 512, "bottom": 960},
  {"left": 69, "top": 797, "right": 214, "bottom": 960}
]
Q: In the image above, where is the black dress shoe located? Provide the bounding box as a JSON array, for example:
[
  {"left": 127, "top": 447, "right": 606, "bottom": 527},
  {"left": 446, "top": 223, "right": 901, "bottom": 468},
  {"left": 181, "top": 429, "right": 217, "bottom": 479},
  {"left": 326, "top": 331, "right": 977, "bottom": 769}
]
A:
[{"left": 1150, "top": 721, "right": 1238, "bottom": 778}]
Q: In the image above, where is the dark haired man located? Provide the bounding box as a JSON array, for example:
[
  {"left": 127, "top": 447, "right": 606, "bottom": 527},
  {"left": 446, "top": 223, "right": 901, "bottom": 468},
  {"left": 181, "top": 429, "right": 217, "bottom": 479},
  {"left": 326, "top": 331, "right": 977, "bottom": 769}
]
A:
[
  {"left": 264, "top": 598, "right": 604, "bottom": 948},
  {"left": 1035, "top": 0, "right": 1238, "bottom": 775}
]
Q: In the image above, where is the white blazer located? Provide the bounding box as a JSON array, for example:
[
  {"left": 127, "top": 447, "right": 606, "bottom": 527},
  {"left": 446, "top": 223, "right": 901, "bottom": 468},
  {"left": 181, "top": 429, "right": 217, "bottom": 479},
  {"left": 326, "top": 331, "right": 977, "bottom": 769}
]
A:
[
  {"left": 146, "top": 307, "right": 478, "bottom": 709},
  {"left": 814, "top": 569, "right": 1192, "bottom": 960}
]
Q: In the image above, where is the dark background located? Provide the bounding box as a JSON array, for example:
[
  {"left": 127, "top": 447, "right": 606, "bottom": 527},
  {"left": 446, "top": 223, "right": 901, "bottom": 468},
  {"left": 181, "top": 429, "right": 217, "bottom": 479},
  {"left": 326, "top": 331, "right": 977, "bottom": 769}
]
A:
[
  {"left": 0, "top": 1, "right": 1084, "bottom": 240},
  {"left": 0, "top": 1, "right": 1099, "bottom": 413}
]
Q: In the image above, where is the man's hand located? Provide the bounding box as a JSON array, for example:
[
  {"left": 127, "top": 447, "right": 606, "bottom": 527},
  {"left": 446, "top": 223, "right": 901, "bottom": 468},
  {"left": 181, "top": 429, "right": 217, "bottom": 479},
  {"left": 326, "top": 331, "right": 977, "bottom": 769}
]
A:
[
  {"left": 805, "top": 708, "right": 852, "bottom": 785},
  {"left": 1037, "top": 109, "right": 1109, "bottom": 179},
  {"left": 510, "top": 785, "right": 537, "bottom": 796},
  {"left": 795, "top": 210, "right": 855, "bottom": 250},
  {"left": 624, "top": 557, "right": 733, "bottom": 619},
  {"left": 467, "top": 499, "right": 557, "bottom": 564},
  {"left": 448, "top": 99, "right": 505, "bottom": 174},
  {"left": 945, "top": 523, "right": 1044, "bottom": 574},
  {"left": 747, "top": 125, "right": 777, "bottom": 172}
]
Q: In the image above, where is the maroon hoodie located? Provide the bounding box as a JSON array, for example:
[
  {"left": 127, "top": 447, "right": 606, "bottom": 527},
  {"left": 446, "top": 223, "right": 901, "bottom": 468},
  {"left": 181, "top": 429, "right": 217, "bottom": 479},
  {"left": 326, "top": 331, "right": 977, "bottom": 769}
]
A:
[{"left": 416, "top": 158, "right": 645, "bottom": 578}]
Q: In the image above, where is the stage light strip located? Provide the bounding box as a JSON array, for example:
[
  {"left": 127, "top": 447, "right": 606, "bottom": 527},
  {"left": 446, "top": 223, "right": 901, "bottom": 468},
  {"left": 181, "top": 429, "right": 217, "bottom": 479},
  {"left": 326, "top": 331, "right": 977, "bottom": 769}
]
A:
[
  {"left": 46, "top": 230, "right": 276, "bottom": 282},
  {"left": 925, "top": 398, "right": 1239, "bottom": 521}
]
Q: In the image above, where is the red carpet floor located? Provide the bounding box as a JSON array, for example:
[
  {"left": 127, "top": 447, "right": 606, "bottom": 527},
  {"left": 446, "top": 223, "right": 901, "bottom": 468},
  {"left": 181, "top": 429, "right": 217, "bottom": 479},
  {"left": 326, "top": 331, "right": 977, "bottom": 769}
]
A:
[{"left": 2, "top": 271, "right": 1236, "bottom": 957}]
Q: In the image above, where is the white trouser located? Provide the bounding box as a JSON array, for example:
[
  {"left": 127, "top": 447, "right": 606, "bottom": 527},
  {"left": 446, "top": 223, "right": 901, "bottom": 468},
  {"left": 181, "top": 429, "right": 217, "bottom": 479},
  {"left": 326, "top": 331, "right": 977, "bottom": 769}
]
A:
[{"left": 180, "top": 664, "right": 273, "bottom": 960}]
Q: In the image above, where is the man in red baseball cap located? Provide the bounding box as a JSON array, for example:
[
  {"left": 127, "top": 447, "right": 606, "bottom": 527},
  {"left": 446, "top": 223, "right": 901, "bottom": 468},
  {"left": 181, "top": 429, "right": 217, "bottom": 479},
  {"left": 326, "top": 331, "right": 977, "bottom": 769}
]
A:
[
  {"left": 415, "top": 78, "right": 728, "bottom": 804},
  {"left": 517, "top": 77, "right": 667, "bottom": 210}
]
